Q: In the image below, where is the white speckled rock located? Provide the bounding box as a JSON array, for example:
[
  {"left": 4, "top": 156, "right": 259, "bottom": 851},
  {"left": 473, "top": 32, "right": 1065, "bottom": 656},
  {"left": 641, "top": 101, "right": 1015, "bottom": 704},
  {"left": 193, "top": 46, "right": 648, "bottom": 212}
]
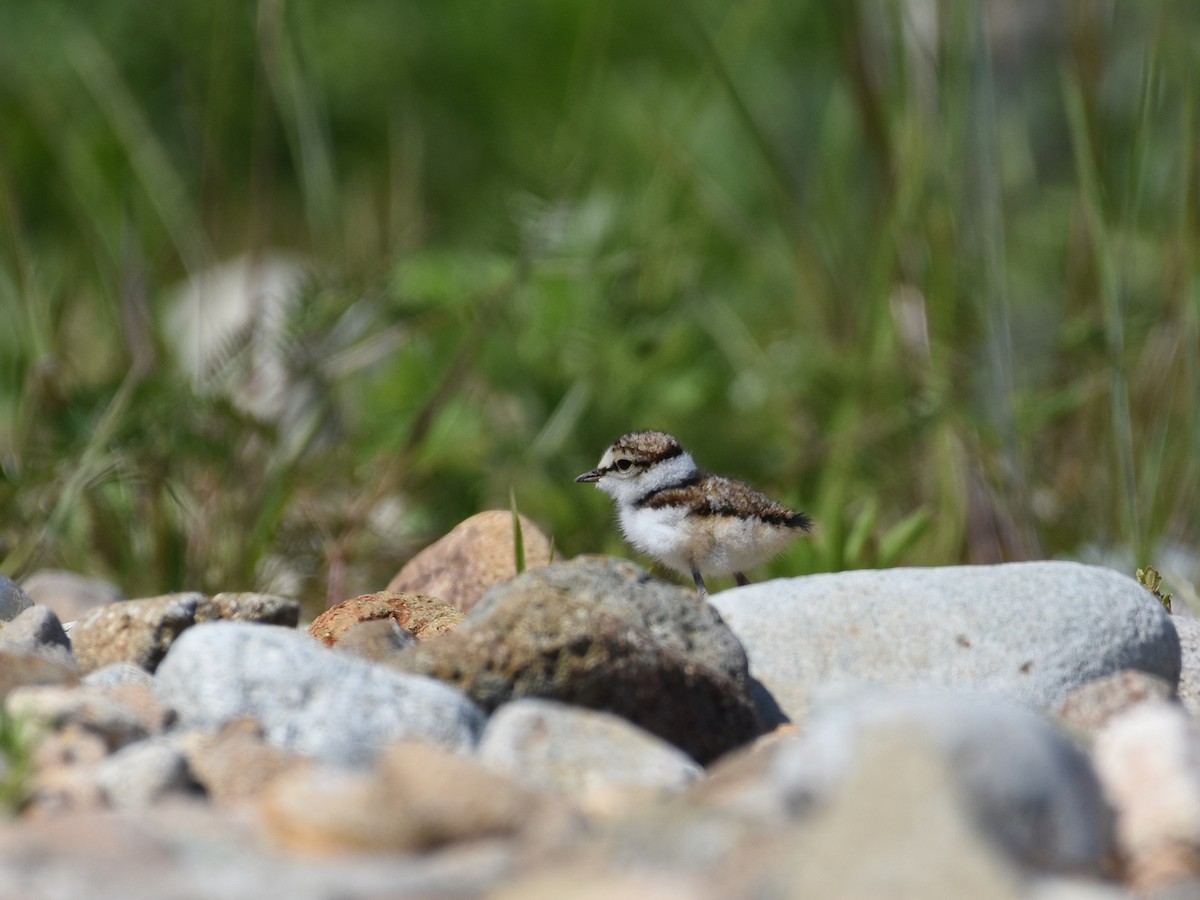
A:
[
  {"left": 710, "top": 562, "right": 1179, "bottom": 723},
  {"left": 154, "top": 622, "right": 485, "bottom": 766},
  {"left": 480, "top": 699, "right": 702, "bottom": 799}
]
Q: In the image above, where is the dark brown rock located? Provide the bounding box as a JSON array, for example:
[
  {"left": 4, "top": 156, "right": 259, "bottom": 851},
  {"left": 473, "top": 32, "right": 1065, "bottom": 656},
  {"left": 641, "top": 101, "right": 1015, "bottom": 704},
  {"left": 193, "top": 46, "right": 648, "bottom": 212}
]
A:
[
  {"left": 390, "top": 564, "right": 760, "bottom": 764},
  {"left": 387, "top": 510, "right": 552, "bottom": 612},
  {"left": 309, "top": 591, "right": 463, "bottom": 647}
]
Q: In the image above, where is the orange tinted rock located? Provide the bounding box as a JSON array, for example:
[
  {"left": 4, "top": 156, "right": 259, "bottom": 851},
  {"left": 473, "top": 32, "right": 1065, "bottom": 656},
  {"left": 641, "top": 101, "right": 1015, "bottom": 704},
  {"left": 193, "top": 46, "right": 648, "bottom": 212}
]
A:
[
  {"left": 386, "top": 510, "right": 552, "bottom": 613},
  {"left": 308, "top": 592, "right": 464, "bottom": 647}
]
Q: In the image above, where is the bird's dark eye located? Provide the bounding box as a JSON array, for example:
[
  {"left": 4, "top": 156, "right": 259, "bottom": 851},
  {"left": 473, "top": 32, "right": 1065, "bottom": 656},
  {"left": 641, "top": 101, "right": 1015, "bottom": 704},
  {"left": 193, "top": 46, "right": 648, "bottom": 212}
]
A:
[{"left": 615, "top": 458, "right": 633, "bottom": 472}]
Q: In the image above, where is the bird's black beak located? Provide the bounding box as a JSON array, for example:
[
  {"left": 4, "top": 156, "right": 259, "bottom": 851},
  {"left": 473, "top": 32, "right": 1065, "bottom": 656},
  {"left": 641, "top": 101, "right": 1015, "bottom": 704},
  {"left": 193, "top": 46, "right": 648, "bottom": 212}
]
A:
[{"left": 575, "top": 469, "right": 601, "bottom": 484}]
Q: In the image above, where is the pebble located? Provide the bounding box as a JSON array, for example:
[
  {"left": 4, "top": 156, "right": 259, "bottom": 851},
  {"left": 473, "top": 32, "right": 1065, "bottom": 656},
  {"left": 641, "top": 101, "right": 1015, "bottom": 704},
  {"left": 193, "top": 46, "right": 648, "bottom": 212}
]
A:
[
  {"left": 0, "top": 574, "right": 33, "bottom": 621},
  {"left": 154, "top": 621, "right": 485, "bottom": 765},
  {"left": 387, "top": 509, "right": 553, "bottom": 611},
  {"left": 308, "top": 590, "right": 463, "bottom": 646},
  {"left": 480, "top": 698, "right": 703, "bottom": 803}
]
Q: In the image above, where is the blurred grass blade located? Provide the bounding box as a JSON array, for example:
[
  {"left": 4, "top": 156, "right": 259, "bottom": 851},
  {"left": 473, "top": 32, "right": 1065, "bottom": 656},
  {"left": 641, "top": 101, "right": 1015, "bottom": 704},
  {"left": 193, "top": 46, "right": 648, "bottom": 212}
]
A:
[
  {"left": 510, "top": 486, "right": 525, "bottom": 574},
  {"left": 877, "top": 508, "right": 932, "bottom": 569}
]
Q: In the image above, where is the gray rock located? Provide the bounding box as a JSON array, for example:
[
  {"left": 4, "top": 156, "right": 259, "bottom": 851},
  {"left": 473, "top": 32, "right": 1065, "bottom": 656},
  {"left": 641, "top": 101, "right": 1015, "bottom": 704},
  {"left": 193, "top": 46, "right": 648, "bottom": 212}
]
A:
[
  {"left": 480, "top": 699, "right": 703, "bottom": 796},
  {"left": 20, "top": 569, "right": 124, "bottom": 623},
  {"left": 83, "top": 663, "right": 156, "bottom": 689},
  {"left": 773, "top": 690, "right": 1113, "bottom": 875},
  {"left": 94, "top": 739, "right": 203, "bottom": 808},
  {"left": 712, "top": 562, "right": 1180, "bottom": 722},
  {"left": 473, "top": 556, "right": 751, "bottom": 689},
  {"left": 0, "top": 605, "right": 72, "bottom": 662},
  {"left": 154, "top": 621, "right": 485, "bottom": 765},
  {"left": 0, "top": 574, "right": 33, "bottom": 622},
  {"left": 1171, "top": 616, "right": 1200, "bottom": 718}
]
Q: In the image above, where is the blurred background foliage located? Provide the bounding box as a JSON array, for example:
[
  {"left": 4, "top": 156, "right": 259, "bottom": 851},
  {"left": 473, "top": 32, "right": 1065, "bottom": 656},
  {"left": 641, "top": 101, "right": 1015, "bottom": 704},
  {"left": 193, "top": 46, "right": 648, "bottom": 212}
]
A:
[{"left": 0, "top": 0, "right": 1197, "bottom": 612}]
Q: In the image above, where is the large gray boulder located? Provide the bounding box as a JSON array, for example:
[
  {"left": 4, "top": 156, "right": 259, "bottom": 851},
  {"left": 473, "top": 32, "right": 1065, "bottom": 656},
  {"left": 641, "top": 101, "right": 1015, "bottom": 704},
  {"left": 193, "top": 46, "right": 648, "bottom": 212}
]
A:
[
  {"left": 154, "top": 622, "right": 485, "bottom": 766},
  {"left": 711, "top": 561, "right": 1180, "bottom": 723}
]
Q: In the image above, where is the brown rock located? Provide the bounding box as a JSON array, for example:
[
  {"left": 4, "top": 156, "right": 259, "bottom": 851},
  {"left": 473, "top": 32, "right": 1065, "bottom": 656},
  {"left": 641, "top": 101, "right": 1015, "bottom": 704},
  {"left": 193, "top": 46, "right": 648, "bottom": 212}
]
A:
[
  {"left": 70, "top": 594, "right": 208, "bottom": 674},
  {"left": 330, "top": 619, "right": 416, "bottom": 662},
  {"left": 386, "top": 510, "right": 552, "bottom": 612},
  {"left": 7, "top": 684, "right": 155, "bottom": 752},
  {"left": 1055, "top": 669, "right": 1176, "bottom": 739},
  {"left": 69, "top": 592, "right": 300, "bottom": 674},
  {"left": 259, "top": 741, "right": 542, "bottom": 853},
  {"left": 181, "top": 718, "right": 311, "bottom": 807},
  {"left": 309, "top": 592, "right": 463, "bottom": 647},
  {"left": 201, "top": 593, "right": 300, "bottom": 627},
  {"left": 0, "top": 649, "right": 78, "bottom": 699}
]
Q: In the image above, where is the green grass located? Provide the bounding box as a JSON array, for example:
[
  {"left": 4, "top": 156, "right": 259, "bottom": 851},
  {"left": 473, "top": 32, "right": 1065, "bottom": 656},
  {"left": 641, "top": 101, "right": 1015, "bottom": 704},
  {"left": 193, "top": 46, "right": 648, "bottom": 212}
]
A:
[{"left": 1, "top": 2, "right": 1197, "bottom": 612}]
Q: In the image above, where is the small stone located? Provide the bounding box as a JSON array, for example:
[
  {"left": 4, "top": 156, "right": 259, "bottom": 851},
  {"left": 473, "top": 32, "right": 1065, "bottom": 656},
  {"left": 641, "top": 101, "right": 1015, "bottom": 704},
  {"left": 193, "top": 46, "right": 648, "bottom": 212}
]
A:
[
  {"left": 1055, "top": 670, "right": 1176, "bottom": 738},
  {"left": 259, "top": 741, "right": 543, "bottom": 853},
  {"left": 83, "top": 663, "right": 155, "bottom": 689},
  {"left": 93, "top": 739, "right": 203, "bottom": 808},
  {"left": 201, "top": 592, "right": 300, "bottom": 627},
  {"left": 0, "top": 605, "right": 72, "bottom": 666},
  {"left": 1092, "top": 702, "right": 1200, "bottom": 895},
  {"left": 6, "top": 684, "right": 153, "bottom": 752},
  {"left": 480, "top": 699, "right": 702, "bottom": 807},
  {"left": 1172, "top": 617, "right": 1200, "bottom": 719},
  {"left": 330, "top": 619, "right": 417, "bottom": 662},
  {"left": 69, "top": 592, "right": 300, "bottom": 674},
  {"left": 69, "top": 593, "right": 208, "bottom": 674},
  {"left": 154, "top": 621, "right": 485, "bottom": 765},
  {"left": 387, "top": 510, "right": 552, "bottom": 612},
  {"left": 0, "top": 574, "right": 33, "bottom": 622},
  {"left": 309, "top": 591, "right": 463, "bottom": 646},
  {"left": 0, "top": 650, "right": 78, "bottom": 700},
  {"left": 19, "top": 570, "right": 124, "bottom": 624},
  {"left": 180, "top": 719, "right": 311, "bottom": 807}
]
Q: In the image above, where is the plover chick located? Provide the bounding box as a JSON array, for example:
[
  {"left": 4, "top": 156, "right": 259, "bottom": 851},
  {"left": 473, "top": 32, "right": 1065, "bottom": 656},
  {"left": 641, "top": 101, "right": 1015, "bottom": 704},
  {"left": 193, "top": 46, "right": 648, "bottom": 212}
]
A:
[{"left": 576, "top": 431, "right": 812, "bottom": 596}]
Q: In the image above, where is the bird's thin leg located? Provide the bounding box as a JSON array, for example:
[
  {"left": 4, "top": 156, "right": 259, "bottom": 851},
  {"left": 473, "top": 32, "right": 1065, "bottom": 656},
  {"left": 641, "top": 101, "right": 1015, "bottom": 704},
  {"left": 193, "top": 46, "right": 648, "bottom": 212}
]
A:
[
  {"left": 734, "top": 572, "right": 750, "bottom": 586},
  {"left": 690, "top": 566, "right": 708, "bottom": 598}
]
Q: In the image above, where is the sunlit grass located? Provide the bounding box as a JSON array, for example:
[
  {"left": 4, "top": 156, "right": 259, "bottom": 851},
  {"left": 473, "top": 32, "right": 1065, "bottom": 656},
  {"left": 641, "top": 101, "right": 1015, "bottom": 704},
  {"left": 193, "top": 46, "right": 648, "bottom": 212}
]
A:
[{"left": 0, "top": 1, "right": 1196, "bottom": 611}]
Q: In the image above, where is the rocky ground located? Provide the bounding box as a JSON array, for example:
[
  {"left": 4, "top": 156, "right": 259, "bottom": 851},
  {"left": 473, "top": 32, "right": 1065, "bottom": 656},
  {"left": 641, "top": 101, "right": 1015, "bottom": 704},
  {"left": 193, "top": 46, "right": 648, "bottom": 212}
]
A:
[{"left": 0, "top": 509, "right": 1195, "bottom": 899}]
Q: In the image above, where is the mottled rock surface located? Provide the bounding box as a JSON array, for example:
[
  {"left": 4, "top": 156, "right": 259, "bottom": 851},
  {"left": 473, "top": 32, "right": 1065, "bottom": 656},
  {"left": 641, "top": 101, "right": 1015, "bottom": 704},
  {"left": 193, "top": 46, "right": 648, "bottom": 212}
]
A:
[
  {"left": 391, "top": 560, "right": 759, "bottom": 764},
  {"left": 0, "top": 574, "right": 34, "bottom": 622},
  {"left": 70, "top": 592, "right": 299, "bottom": 673},
  {"left": 309, "top": 591, "right": 463, "bottom": 646}
]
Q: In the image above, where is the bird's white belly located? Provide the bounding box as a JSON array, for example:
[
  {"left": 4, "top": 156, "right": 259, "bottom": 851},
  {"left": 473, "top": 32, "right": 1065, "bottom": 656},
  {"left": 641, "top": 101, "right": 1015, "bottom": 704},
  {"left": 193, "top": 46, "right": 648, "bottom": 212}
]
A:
[{"left": 618, "top": 506, "right": 795, "bottom": 577}]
